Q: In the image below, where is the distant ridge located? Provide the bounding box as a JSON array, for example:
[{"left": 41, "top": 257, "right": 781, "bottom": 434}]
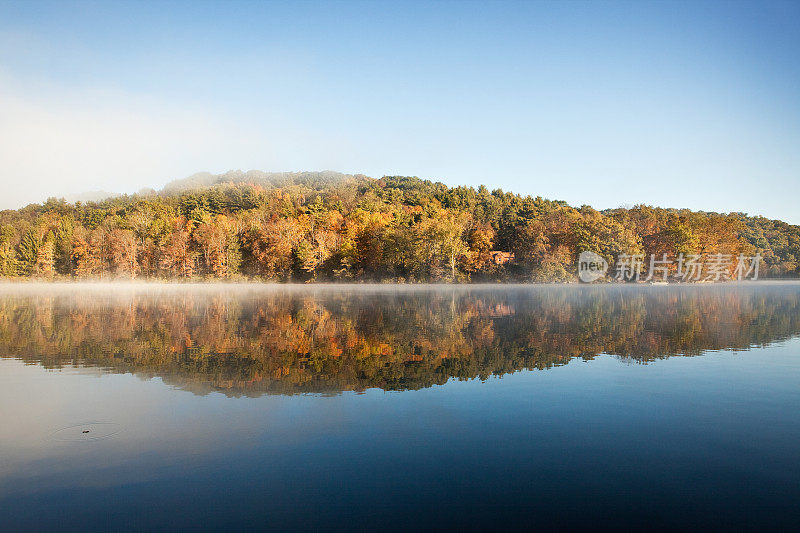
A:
[
  {"left": 63, "top": 190, "right": 120, "bottom": 204},
  {"left": 56, "top": 170, "right": 367, "bottom": 208},
  {"left": 161, "top": 170, "right": 367, "bottom": 194}
]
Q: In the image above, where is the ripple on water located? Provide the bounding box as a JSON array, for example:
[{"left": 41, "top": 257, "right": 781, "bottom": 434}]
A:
[{"left": 51, "top": 422, "right": 122, "bottom": 442}]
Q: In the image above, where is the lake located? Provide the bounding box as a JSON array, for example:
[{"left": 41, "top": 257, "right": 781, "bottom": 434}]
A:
[{"left": 1, "top": 283, "right": 799, "bottom": 530}]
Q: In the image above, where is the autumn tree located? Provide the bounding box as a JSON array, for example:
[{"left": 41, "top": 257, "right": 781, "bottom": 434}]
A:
[
  {"left": 35, "top": 235, "right": 56, "bottom": 277},
  {"left": 110, "top": 229, "right": 138, "bottom": 278},
  {"left": 243, "top": 215, "right": 299, "bottom": 279},
  {"left": 414, "top": 210, "right": 470, "bottom": 281},
  {"left": 160, "top": 218, "right": 196, "bottom": 277},
  {"left": 195, "top": 215, "right": 240, "bottom": 278},
  {"left": 72, "top": 226, "right": 108, "bottom": 277}
]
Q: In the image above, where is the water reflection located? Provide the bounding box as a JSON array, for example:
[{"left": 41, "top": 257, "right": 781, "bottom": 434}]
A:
[{"left": 1, "top": 283, "right": 799, "bottom": 396}]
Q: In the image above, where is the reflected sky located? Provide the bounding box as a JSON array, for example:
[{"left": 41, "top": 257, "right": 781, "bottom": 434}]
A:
[{"left": 1, "top": 283, "right": 799, "bottom": 530}]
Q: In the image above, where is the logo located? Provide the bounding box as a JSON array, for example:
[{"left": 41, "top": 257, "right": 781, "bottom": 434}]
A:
[{"left": 578, "top": 251, "right": 608, "bottom": 282}]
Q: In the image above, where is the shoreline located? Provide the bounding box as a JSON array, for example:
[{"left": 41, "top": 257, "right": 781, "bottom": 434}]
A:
[{"left": 0, "top": 279, "right": 799, "bottom": 291}]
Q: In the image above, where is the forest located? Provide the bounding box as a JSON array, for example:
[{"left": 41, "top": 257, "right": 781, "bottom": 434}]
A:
[{"left": 0, "top": 171, "right": 798, "bottom": 282}]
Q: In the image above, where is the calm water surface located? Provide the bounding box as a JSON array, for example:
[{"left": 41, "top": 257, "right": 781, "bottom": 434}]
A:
[{"left": 0, "top": 283, "right": 799, "bottom": 531}]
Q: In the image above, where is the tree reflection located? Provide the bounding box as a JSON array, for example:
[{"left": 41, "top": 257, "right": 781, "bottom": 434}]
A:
[{"left": 0, "top": 284, "right": 798, "bottom": 396}]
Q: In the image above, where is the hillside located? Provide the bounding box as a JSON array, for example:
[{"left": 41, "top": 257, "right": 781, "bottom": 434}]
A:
[{"left": 0, "top": 171, "right": 797, "bottom": 281}]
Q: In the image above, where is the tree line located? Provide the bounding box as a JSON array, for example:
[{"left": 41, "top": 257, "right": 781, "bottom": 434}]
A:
[{"left": 0, "top": 172, "right": 797, "bottom": 281}]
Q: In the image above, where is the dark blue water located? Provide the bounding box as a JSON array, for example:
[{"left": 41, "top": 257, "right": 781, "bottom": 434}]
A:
[{"left": 0, "top": 283, "right": 798, "bottom": 531}]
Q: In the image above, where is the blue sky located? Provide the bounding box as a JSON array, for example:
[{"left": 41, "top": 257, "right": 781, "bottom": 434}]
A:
[{"left": 0, "top": 0, "right": 798, "bottom": 223}]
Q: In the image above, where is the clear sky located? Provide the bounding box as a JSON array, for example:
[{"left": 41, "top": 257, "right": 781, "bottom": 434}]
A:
[{"left": 0, "top": 0, "right": 798, "bottom": 223}]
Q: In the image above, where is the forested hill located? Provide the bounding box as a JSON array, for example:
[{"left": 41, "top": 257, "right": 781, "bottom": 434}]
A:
[{"left": 0, "top": 171, "right": 798, "bottom": 281}]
